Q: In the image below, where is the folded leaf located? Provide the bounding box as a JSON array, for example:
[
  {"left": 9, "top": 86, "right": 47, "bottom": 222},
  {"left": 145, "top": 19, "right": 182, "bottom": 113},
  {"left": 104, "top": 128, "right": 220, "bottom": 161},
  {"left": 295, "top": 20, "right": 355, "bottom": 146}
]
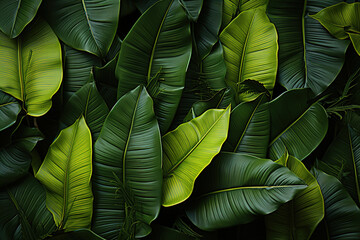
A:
[
  {"left": 116, "top": 0, "right": 192, "bottom": 133},
  {"left": 0, "top": 0, "right": 42, "bottom": 38},
  {"left": 42, "top": 0, "right": 120, "bottom": 57},
  {"left": 269, "top": 89, "right": 328, "bottom": 160},
  {"left": 0, "top": 18, "right": 62, "bottom": 117},
  {"left": 162, "top": 106, "right": 230, "bottom": 206},
  {"left": 267, "top": 0, "right": 350, "bottom": 94},
  {"left": 220, "top": 7, "right": 278, "bottom": 102},
  {"left": 186, "top": 152, "right": 306, "bottom": 230},
  {"left": 0, "top": 90, "right": 21, "bottom": 131},
  {"left": 265, "top": 154, "right": 324, "bottom": 240},
  {"left": 92, "top": 85, "right": 162, "bottom": 239},
  {"left": 36, "top": 117, "right": 93, "bottom": 231}
]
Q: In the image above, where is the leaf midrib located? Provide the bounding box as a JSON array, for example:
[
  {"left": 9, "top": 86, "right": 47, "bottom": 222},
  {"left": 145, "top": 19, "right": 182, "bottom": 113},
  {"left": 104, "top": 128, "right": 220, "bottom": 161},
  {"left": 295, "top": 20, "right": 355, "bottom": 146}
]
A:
[
  {"left": 147, "top": 0, "right": 174, "bottom": 81},
  {"left": 348, "top": 127, "right": 360, "bottom": 203},
  {"left": 199, "top": 184, "right": 306, "bottom": 198},
  {"left": 164, "top": 108, "right": 228, "bottom": 176},
  {"left": 10, "top": 0, "right": 21, "bottom": 36},
  {"left": 81, "top": 0, "right": 102, "bottom": 55}
]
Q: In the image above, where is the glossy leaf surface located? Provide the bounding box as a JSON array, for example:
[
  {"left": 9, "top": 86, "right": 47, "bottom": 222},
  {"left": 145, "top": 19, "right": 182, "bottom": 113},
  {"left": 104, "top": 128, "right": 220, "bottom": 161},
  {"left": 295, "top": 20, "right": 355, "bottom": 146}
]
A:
[
  {"left": 92, "top": 85, "right": 162, "bottom": 239},
  {"left": 0, "top": 18, "right": 62, "bottom": 117},
  {"left": 162, "top": 106, "right": 230, "bottom": 206},
  {"left": 0, "top": 90, "right": 21, "bottom": 131},
  {"left": 36, "top": 117, "right": 93, "bottom": 231},
  {"left": 186, "top": 152, "right": 306, "bottom": 230}
]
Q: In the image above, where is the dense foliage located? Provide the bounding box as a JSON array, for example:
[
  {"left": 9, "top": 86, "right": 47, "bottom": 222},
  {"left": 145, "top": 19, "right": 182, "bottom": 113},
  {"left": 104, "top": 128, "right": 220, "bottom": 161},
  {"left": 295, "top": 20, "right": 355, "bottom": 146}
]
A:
[{"left": 0, "top": 0, "right": 360, "bottom": 239}]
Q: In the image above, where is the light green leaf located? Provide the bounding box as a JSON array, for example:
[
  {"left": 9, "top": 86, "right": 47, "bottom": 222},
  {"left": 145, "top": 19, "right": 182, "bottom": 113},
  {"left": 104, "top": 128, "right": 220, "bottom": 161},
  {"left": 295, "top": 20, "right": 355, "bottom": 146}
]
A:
[
  {"left": 42, "top": 0, "right": 120, "bottom": 57},
  {"left": 222, "top": 93, "right": 270, "bottom": 158},
  {"left": 35, "top": 117, "right": 93, "bottom": 231},
  {"left": 311, "top": 2, "right": 360, "bottom": 55},
  {"left": 60, "top": 81, "right": 109, "bottom": 141},
  {"left": 269, "top": 89, "right": 328, "bottom": 160},
  {"left": 186, "top": 152, "right": 307, "bottom": 230},
  {"left": 317, "top": 112, "right": 360, "bottom": 205},
  {"left": 265, "top": 154, "right": 324, "bottom": 240},
  {"left": 267, "top": 0, "right": 350, "bottom": 95},
  {"left": 310, "top": 168, "right": 360, "bottom": 240},
  {"left": 0, "top": 17, "right": 62, "bottom": 117},
  {"left": 0, "top": 0, "right": 42, "bottom": 38},
  {"left": 92, "top": 85, "right": 162, "bottom": 239},
  {"left": 116, "top": 0, "right": 192, "bottom": 134},
  {"left": 220, "top": 7, "right": 278, "bottom": 102},
  {"left": 222, "top": 0, "right": 269, "bottom": 30},
  {"left": 0, "top": 90, "right": 21, "bottom": 131},
  {"left": 0, "top": 175, "right": 56, "bottom": 240},
  {"left": 162, "top": 106, "right": 230, "bottom": 206}
]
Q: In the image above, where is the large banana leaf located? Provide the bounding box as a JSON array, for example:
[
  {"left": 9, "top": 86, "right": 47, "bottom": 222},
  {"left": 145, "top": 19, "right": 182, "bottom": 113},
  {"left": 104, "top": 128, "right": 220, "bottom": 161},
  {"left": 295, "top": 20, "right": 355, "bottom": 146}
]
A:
[
  {"left": 42, "top": 0, "right": 120, "bottom": 57},
  {"left": 265, "top": 154, "right": 324, "bottom": 240},
  {"left": 0, "top": 90, "right": 21, "bottom": 131},
  {"left": 62, "top": 45, "right": 102, "bottom": 102},
  {"left": 269, "top": 89, "right": 328, "bottom": 160},
  {"left": 0, "top": 0, "right": 42, "bottom": 38},
  {"left": 0, "top": 127, "right": 42, "bottom": 188},
  {"left": 60, "top": 81, "right": 109, "bottom": 141},
  {"left": 222, "top": 93, "right": 270, "bottom": 158},
  {"left": 0, "top": 175, "right": 56, "bottom": 240},
  {"left": 116, "top": 0, "right": 192, "bottom": 134},
  {"left": 35, "top": 117, "right": 93, "bottom": 231},
  {"left": 311, "top": 2, "right": 360, "bottom": 55},
  {"left": 0, "top": 18, "right": 62, "bottom": 117},
  {"left": 310, "top": 168, "right": 360, "bottom": 240},
  {"left": 194, "top": 0, "right": 222, "bottom": 60},
  {"left": 92, "top": 85, "right": 162, "bottom": 239},
  {"left": 180, "top": 0, "right": 203, "bottom": 22},
  {"left": 162, "top": 106, "right": 230, "bottom": 207},
  {"left": 220, "top": 7, "right": 278, "bottom": 102},
  {"left": 317, "top": 113, "right": 360, "bottom": 205},
  {"left": 186, "top": 152, "right": 307, "bottom": 231},
  {"left": 221, "top": 0, "right": 269, "bottom": 30},
  {"left": 267, "top": 0, "right": 350, "bottom": 95}
]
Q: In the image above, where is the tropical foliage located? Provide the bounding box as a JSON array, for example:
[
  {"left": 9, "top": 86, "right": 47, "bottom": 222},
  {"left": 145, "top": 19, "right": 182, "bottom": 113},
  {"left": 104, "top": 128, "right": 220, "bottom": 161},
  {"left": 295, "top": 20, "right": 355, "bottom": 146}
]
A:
[{"left": 0, "top": 0, "right": 360, "bottom": 239}]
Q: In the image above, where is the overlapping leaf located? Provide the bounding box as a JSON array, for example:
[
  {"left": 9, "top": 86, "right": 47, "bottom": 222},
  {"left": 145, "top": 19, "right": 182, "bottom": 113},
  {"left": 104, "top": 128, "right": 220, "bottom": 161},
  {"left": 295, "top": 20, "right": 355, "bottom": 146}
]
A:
[
  {"left": 116, "top": 0, "right": 192, "bottom": 133},
  {"left": 92, "top": 85, "right": 162, "bottom": 239},
  {"left": 0, "top": 18, "right": 62, "bottom": 117},
  {"left": 0, "top": 90, "right": 21, "bottom": 132},
  {"left": 186, "top": 152, "right": 306, "bottom": 231},
  {"left": 36, "top": 117, "right": 93, "bottom": 231},
  {"left": 162, "top": 106, "right": 230, "bottom": 207},
  {"left": 220, "top": 7, "right": 278, "bottom": 102}
]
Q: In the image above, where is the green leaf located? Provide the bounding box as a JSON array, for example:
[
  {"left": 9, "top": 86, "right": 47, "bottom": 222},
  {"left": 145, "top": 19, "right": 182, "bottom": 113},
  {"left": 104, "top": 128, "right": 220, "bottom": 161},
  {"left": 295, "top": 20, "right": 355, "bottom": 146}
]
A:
[
  {"left": 0, "top": 17, "right": 62, "bottom": 117},
  {"left": 311, "top": 168, "right": 360, "bottom": 240},
  {"left": 222, "top": 93, "right": 270, "bottom": 158},
  {"left": 62, "top": 45, "right": 102, "bottom": 102},
  {"left": 0, "top": 0, "right": 42, "bottom": 38},
  {"left": 35, "top": 117, "right": 93, "bottom": 231},
  {"left": 0, "top": 90, "right": 21, "bottom": 131},
  {"left": 222, "top": 0, "right": 269, "bottom": 30},
  {"left": 93, "top": 54, "right": 118, "bottom": 109},
  {"left": 105, "top": 36, "right": 122, "bottom": 62},
  {"left": 269, "top": 89, "right": 328, "bottom": 160},
  {"left": 193, "top": 0, "right": 222, "bottom": 59},
  {"left": 0, "top": 126, "right": 42, "bottom": 188},
  {"left": 265, "top": 154, "right": 324, "bottom": 240},
  {"left": 162, "top": 106, "right": 230, "bottom": 207},
  {"left": 0, "top": 175, "right": 56, "bottom": 240},
  {"left": 60, "top": 81, "right": 109, "bottom": 141},
  {"left": 317, "top": 113, "right": 360, "bottom": 205},
  {"left": 186, "top": 152, "right": 307, "bottom": 231},
  {"left": 48, "top": 229, "right": 105, "bottom": 240},
  {"left": 180, "top": 0, "right": 203, "bottom": 22},
  {"left": 145, "top": 225, "right": 196, "bottom": 240},
  {"left": 220, "top": 7, "right": 278, "bottom": 102},
  {"left": 42, "top": 0, "right": 120, "bottom": 57},
  {"left": 92, "top": 85, "right": 162, "bottom": 239},
  {"left": 267, "top": 0, "right": 350, "bottom": 95},
  {"left": 311, "top": 2, "right": 360, "bottom": 56},
  {"left": 116, "top": 0, "right": 192, "bottom": 134}
]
